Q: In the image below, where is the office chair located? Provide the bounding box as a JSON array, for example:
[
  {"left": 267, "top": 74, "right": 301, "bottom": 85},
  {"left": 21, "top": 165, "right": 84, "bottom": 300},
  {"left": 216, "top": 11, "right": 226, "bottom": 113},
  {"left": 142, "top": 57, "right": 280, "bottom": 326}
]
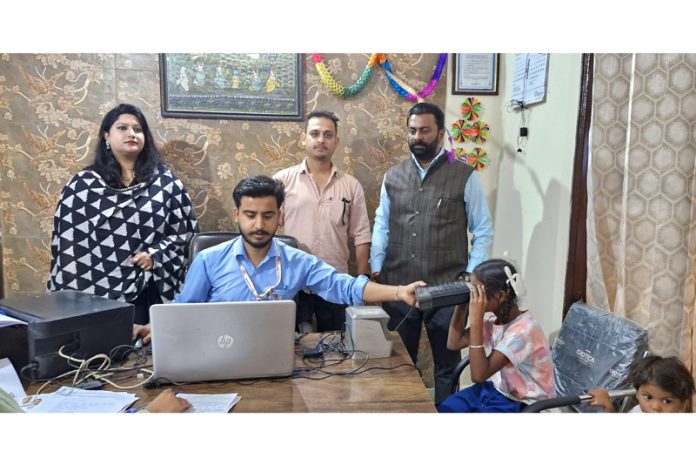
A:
[
  {"left": 188, "top": 231, "right": 300, "bottom": 263},
  {"left": 448, "top": 302, "right": 649, "bottom": 412},
  {"left": 187, "top": 231, "right": 304, "bottom": 333}
]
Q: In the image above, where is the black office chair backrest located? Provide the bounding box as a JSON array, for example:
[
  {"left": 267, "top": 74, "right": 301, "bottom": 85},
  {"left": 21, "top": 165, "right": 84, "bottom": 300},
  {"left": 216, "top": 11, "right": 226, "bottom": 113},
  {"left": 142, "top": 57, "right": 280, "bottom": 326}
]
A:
[
  {"left": 551, "top": 302, "right": 648, "bottom": 411},
  {"left": 188, "top": 231, "right": 300, "bottom": 264}
]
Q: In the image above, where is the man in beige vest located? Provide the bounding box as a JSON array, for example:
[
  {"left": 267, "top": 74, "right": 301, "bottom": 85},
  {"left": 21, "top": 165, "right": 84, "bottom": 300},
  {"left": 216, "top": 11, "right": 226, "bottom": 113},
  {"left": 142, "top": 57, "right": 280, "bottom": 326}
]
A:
[
  {"left": 274, "top": 111, "right": 371, "bottom": 333},
  {"left": 370, "top": 102, "right": 493, "bottom": 404}
]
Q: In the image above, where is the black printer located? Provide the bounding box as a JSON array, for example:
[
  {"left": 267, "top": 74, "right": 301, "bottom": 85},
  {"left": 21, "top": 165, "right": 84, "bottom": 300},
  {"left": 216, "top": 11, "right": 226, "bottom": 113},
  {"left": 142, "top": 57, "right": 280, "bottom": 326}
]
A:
[{"left": 0, "top": 290, "right": 133, "bottom": 381}]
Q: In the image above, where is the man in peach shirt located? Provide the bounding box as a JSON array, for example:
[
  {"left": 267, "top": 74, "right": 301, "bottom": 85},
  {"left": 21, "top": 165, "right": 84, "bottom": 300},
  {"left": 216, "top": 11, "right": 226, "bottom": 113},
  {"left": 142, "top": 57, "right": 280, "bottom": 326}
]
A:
[{"left": 274, "top": 111, "right": 371, "bottom": 332}]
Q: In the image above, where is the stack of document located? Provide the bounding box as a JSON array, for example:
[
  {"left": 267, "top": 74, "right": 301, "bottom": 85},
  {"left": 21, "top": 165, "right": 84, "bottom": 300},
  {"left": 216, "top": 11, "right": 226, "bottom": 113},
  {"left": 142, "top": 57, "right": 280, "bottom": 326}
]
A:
[
  {"left": 2, "top": 357, "right": 241, "bottom": 413},
  {"left": 17, "top": 390, "right": 242, "bottom": 413},
  {"left": 18, "top": 386, "right": 138, "bottom": 413}
]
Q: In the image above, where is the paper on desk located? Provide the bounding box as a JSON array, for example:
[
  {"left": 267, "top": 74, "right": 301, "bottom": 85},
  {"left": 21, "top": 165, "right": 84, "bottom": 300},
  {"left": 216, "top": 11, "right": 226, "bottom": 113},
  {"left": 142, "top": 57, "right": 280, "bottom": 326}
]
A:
[
  {"left": 21, "top": 386, "right": 138, "bottom": 413},
  {"left": 0, "top": 357, "right": 27, "bottom": 398},
  {"left": 176, "top": 393, "right": 241, "bottom": 413},
  {"left": 0, "top": 313, "right": 27, "bottom": 328}
]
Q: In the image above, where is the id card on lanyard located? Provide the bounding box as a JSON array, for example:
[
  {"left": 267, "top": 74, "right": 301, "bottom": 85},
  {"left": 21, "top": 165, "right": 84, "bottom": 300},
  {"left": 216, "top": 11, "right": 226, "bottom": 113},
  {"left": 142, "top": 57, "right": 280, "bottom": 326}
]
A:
[{"left": 237, "top": 256, "right": 282, "bottom": 300}]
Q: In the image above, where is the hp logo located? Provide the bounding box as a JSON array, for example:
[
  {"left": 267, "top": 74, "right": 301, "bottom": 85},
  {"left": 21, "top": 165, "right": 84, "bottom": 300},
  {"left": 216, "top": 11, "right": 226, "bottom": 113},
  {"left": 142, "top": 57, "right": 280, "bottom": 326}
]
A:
[{"left": 217, "top": 334, "right": 234, "bottom": 348}]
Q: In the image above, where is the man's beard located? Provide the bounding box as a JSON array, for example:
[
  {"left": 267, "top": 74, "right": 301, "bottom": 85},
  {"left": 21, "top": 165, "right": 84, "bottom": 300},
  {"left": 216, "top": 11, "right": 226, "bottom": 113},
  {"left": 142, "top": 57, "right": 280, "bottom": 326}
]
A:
[
  {"left": 409, "top": 138, "right": 440, "bottom": 163},
  {"left": 240, "top": 229, "right": 274, "bottom": 249}
]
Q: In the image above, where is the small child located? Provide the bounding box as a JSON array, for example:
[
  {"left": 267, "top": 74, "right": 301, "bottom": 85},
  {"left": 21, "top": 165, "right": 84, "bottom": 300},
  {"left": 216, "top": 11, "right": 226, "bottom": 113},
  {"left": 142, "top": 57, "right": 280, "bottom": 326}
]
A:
[
  {"left": 437, "top": 259, "right": 556, "bottom": 412},
  {"left": 588, "top": 355, "right": 695, "bottom": 413}
]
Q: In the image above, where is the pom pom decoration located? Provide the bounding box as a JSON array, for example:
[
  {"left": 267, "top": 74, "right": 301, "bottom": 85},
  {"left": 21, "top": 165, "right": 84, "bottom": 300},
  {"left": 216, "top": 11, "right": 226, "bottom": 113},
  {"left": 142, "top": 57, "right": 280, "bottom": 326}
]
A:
[
  {"left": 459, "top": 97, "right": 482, "bottom": 121},
  {"left": 448, "top": 147, "right": 488, "bottom": 172},
  {"left": 454, "top": 147, "right": 468, "bottom": 160},
  {"left": 460, "top": 121, "right": 490, "bottom": 144},
  {"left": 452, "top": 120, "right": 491, "bottom": 144},
  {"left": 466, "top": 148, "right": 489, "bottom": 171},
  {"left": 450, "top": 119, "right": 468, "bottom": 143}
]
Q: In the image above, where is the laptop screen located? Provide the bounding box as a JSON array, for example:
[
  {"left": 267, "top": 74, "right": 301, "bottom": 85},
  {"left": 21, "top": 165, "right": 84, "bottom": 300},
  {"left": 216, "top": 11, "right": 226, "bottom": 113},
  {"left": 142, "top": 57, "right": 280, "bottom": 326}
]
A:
[{"left": 149, "top": 300, "right": 296, "bottom": 383}]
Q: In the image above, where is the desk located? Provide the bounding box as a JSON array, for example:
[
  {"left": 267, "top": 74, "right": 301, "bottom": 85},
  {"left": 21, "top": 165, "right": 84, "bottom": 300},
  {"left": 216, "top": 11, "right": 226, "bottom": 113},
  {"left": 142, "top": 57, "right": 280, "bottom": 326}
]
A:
[{"left": 27, "top": 332, "right": 436, "bottom": 413}]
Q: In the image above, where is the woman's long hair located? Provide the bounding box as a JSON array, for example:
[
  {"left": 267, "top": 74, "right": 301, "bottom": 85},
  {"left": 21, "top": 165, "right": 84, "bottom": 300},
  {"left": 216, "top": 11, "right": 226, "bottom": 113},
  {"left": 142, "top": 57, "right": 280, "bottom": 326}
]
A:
[{"left": 87, "top": 103, "right": 165, "bottom": 188}]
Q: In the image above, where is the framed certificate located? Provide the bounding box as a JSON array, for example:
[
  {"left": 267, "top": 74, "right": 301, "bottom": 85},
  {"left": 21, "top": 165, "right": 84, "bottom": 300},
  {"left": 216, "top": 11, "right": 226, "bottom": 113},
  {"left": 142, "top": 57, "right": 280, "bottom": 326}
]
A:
[{"left": 452, "top": 53, "right": 499, "bottom": 95}]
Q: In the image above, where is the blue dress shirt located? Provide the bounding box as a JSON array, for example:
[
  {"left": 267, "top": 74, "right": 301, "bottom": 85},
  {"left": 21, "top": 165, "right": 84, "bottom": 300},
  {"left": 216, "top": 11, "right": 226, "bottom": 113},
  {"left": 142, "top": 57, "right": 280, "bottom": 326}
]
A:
[
  {"left": 174, "top": 236, "right": 369, "bottom": 305},
  {"left": 370, "top": 148, "right": 494, "bottom": 274}
]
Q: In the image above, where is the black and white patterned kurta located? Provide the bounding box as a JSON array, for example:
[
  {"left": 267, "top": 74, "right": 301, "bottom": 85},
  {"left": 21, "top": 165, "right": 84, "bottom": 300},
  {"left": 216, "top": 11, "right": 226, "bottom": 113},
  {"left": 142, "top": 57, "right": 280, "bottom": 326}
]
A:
[{"left": 47, "top": 166, "right": 198, "bottom": 303}]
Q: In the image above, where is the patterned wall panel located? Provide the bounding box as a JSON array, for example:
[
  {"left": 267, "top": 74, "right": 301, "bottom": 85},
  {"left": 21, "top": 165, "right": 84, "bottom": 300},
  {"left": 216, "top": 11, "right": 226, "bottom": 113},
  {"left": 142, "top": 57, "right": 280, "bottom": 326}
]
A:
[{"left": 587, "top": 54, "right": 696, "bottom": 361}]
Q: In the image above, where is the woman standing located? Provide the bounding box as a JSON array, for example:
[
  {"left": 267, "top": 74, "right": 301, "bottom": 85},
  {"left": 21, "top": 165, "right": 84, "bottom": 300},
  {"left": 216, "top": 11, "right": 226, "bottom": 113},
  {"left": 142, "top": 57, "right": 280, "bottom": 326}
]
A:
[{"left": 48, "top": 103, "right": 198, "bottom": 324}]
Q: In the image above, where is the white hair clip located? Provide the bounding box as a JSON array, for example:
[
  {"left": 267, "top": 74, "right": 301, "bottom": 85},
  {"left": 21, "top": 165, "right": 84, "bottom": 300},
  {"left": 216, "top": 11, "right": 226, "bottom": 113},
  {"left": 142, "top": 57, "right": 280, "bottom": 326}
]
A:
[{"left": 504, "top": 266, "right": 527, "bottom": 297}]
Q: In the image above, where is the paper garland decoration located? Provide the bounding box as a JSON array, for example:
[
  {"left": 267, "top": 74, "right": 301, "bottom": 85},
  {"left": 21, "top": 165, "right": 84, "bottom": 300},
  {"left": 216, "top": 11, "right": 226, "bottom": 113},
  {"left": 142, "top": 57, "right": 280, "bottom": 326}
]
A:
[
  {"left": 451, "top": 120, "right": 490, "bottom": 144},
  {"left": 451, "top": 119, "right": 468, "bottom": 143},
  {"left": 450, "top": 147, "right": 488, "bottom": 171},
  {"left": 452, "top": 147, "right": 467, "bottom": 161},
  {"left": 459, "top": 97, "right": 482, "bottom": 121},
  {"left": 450, "top": 98, "right": 489, "bottom": 171},
  {"left": 312, "top": 53, "right": 385, "bottom": 97},
  {"left": 464, "top": 121, "right": 490, "bottom": 144},
  {"left": 380, "top": 53, "right": 448, "bottom": 102},
  {"left": 310, "top": 53, "right": 447, "bottom": 101},
  {"left": 466, "top": 148, "right": 489, "bottom": 171}
]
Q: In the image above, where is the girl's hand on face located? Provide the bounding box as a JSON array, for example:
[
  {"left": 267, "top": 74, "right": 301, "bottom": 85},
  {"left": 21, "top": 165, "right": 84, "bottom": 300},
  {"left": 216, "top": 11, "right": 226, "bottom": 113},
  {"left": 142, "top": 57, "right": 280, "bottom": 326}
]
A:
[{"left": 469, "top": 284, "right": 487, "bottom": 321}]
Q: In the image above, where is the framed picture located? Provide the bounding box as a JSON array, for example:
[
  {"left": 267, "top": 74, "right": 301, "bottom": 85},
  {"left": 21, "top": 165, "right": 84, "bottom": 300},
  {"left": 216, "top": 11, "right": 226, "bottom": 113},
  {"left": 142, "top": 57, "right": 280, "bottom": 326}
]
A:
[
  {"left": 451, "top": 53, "right": 499, "bottom": 95},
  {"left": 159, "top": 53, "right": 304, "bottom": 121}
]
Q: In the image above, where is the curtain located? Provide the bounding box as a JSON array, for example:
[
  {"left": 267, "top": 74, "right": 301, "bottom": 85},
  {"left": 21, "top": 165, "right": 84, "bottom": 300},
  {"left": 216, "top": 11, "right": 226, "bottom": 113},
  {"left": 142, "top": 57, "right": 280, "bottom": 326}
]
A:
[{"left": 586, "top": 54, "right": 696, "bottom": 376}]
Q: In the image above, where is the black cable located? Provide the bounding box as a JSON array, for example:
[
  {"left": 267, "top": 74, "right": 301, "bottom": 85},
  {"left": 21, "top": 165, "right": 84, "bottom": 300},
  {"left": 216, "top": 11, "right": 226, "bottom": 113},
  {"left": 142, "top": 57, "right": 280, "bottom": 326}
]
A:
[
  {"left": 109, "top": 343, "right": 146, "bottom": 361},
  {"left": 353, "top": 363, "right": 421, "bottom": 377},
  {"left": 300, "top": 334, "right": 369, "bottom": 373},
  {"left": 302, "top": 352, "right": 357, "bottom": 370},
  {"left": 293, "top": 363, "right": 419, "bottom": 381},
  {"left": 20, "top": 367, "right": 77, "bottom": 385},
  {"left": 300, "top": 331, "right": 347, "bottom": 367},
  {"left": 145, "top": 357, "right": 418, "bottom": 386},
  {"left": 139, "top": 329, "right": 413, "bottom": 387},
  {"left": 306, "top": 331, "right": 369, "bottom": 367},
  {"left": 392, "top": 305, "right": 416, "bottom": 332},
  {"left": 145, "top": 375, "right": 297, "bottom": 388},
  {"left": 145, "top": 377, "right": 191, "bottom": 388},
  {"left": 516, "top": 104, "right": 529, "bottom": 154},
  {"left": 19, "top": 362, "right": 38, "bottom": 381}
]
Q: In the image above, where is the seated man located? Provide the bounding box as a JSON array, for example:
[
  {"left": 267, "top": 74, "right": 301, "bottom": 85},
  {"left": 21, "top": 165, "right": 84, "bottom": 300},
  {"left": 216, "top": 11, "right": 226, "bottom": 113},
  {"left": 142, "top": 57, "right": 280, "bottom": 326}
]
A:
[{"left": 133, "top": 175, "right": 425, "bottom": 343}]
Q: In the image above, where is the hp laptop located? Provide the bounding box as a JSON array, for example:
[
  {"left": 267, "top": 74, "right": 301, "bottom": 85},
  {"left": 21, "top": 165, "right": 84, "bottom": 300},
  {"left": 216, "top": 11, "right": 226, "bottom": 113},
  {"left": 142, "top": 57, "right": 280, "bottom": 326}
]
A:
[{"left": 149, "top": 300, "right": 296, "bottom": 383}]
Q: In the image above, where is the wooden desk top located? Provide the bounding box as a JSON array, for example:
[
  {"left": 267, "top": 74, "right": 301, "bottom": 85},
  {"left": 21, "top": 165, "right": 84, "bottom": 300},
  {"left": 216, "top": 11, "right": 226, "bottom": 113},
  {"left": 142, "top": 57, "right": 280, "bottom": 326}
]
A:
[{"left": 28, "top": 332, "right": 436, "bottom": 413}]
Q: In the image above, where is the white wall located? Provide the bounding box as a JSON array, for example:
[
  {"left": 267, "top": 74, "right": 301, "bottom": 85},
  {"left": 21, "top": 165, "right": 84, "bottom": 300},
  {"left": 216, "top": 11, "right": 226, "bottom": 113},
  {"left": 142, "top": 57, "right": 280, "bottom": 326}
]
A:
[{"left": 444, "top": 53, "right": 582, "bottom": 339}]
